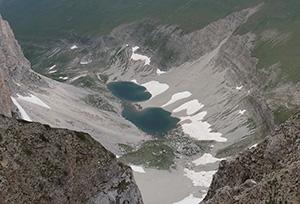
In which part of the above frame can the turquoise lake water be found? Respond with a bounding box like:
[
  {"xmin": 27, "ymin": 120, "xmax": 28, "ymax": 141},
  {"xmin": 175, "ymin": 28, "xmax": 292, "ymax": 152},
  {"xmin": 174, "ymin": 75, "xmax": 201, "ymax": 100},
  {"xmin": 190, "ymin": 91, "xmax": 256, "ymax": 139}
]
[
  {"xmin": 107, "ymin": 81, "xmax": 179, "ymax": 136},
  {"xmin": 107, "ymin": 81, "xmax": 151, "ymax": 102}
]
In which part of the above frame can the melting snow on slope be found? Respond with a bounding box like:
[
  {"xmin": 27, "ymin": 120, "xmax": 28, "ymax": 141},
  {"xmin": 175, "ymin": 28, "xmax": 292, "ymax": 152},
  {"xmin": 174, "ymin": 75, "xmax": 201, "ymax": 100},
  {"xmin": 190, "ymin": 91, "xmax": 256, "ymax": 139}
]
[
  {"xmin": 70, "ymin": 45, "xmax": 78, "ymax": 50},
  {"xmin": 142, "ymin": 81, "xmax": 169, "ymax": 98},
  {"xmin": 162, "ymin": 91, "xmax": 192, "ymax": 107},
  {"xmin": 238, "ymin": 109, "xmax": 246, "ymax": 115},
  {"xmin": 49, "ymin": 70, "xmax": 57, "ymax": 74},
  {"xmin": 130, "ymin": 165, "xmax": 146, "ymax": 173},
  {"xmin": 17, "ymin": 94, "xmax": 50, "ymax": 109},
  {"xmin": 184, "ymin": 168, "xmax": 216, "ymax": 187},
  {"xmin": 131, "ymin": 46, "xmax": 151, "ymax": 66},
  {"xmin": 156, "ymin": 69, "xmax": 166, "ymax": 75},
  {"xmin": 11, "ymin": 97, "xmax": 32, "ymax": 121},
  {"xmin": 180, "ymin": 111, "xmax": 227, "ymax": 142},
  {"xmin": 249, "ymin": 143, "xmax": 258, "ymax": 149},
  {"xmin": 193, "ymin": 153, "xmax": 223, "ymax": 166},
  {"xmin": 59, "ymin": 76, "xmax": 69, "ymax": 80},
  {"xmin": 173, "ymin": 194, "xmax": 202, "ymax": 204},
  {"xmin": 173, "ymin": 99, "xmax": 204, "ymax": 115},
  {"xmin": 48, "ymin": 65, "xmax": 56, "ymax": 71},
  {"xmin": 80, "ymin": 59, "xmax": 92, "ymax": 65},
  {"xmin": 69, "ymin": 74, "xmax": 87, "ymax": 82},
  {"xmin": 236, "ymin": 85, "xmax": 243, "ymax": 90},
  {"xmin": 131, "ymin": 79, "xmax": 138, "ymax": 84}
]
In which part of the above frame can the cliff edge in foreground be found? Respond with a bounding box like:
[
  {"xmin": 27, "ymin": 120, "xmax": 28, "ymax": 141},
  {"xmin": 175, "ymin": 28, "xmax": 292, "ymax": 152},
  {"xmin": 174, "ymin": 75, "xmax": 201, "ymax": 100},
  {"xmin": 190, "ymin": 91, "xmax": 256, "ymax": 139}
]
[
  {"xmin": 201, "ymin": 112, "xmax": 300, "ymax": 204},
  {"xmin": 0, "ymin": 115, "xmax": 143, "ymax": 204}
]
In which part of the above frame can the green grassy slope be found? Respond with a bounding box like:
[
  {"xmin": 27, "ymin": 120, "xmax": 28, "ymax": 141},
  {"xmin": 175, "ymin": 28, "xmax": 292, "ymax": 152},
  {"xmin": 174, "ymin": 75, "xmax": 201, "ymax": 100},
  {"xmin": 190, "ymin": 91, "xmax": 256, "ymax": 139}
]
[
  {"xmin": 0, "ymin": 0, "xmax": 260, "ymax": 40},
  {"xmin": 238, "ymin": 0, "xmax": 300, "ymax": 82}
]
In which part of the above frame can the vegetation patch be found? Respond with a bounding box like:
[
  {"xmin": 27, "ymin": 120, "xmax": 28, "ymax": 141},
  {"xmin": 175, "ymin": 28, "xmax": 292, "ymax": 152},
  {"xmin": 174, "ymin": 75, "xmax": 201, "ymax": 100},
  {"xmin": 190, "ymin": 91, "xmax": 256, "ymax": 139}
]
[
  {"xmin": 273, "ymin": 106, "xmax": 297, "ymax": 125},
  {"xmin": 238, "ymin": 0, "xmax": 300, "ymax": 82},
  {"xmin": 120, "ymin": 140, "xmax": 175, "ymax": 170},
  {"xmin": 76, "ymin": 132, "xmax": 90, "ymax": 143}
]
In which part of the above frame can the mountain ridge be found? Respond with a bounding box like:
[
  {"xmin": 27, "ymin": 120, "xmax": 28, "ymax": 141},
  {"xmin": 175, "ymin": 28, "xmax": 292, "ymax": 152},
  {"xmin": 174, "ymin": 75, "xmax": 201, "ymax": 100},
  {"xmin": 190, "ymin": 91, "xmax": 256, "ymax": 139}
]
[
  {"xmin": 0, "ymin": 15, "xmax": 144, "ymax": 204},
  {"xmin": 201, "ymin": 112, "xmax": 300, "ymax": 204},
  {"xmin": 0, "ymin": 114, "xmax": 144, "ymax": 204}
]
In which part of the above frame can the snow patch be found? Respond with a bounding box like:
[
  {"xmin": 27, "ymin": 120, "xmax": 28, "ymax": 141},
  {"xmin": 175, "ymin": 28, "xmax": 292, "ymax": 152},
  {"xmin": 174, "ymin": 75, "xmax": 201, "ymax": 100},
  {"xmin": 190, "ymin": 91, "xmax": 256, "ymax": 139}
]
[
  {"xmin": 162, "ymin": 91, "xmax": 192, "ymax": 107},
  {"xmin": 130, "ymin": 165, "xmax": 146, "ymax": 173},
  {"xmin": 238, "ymin": 109, "xmax": 246, "ymax": 115},
  {"xmin": 173, "ymin": 194, "xmax": 202, "ymax": 204},
  {"xmin": 142, "ymin": 81, "xmax": 169, "ymax": 98},
  {"xmin": 131, "ymin": 79, "xmax": 138, "ymax": 84},
  {"xmin": 184, "ymin": 168, "xmax": 216, "ymax": 187},
  {"xmin": 131, "ymin": 46, "xmax": 151, "ymax": 66},
  {"xmin": 156, "ymin": 69, "xmax": 166, "ymax": 75},
  {"xmin": 11, "ymin": 97, "xmax": 32, "ymax": 121},
  {"xmin": 59, "ymin": 76, "xmax": 69, "ymax": 80},
  {"xmin": 250, "ymin": 143, "xmax": 258, "ymax": 149},
  {"xmin": 193, "ymin": 153, "xmax": 222, "ymax": 166},
  {"xmin": 49, "ymin": 70, "xmax": 57, "ymax": 74},
  {"xmin": 70, "ymin": 74, "xmax": 87, "ymax": 82},
  {"xmin": 48, "ymin": 65, "xmax": 56, "ymax": 71},
  {"xmin": 173, "ymin": 99, "xmax": 204, "ymax": 115},
  {"xmin": 180, "ymin": 111, "xmax": 227, "ymax": 142},
  {"xmin": 70, "ymin": 45, "xmax": 78, "ymax": 50},
  {"xmin": 17, "ymin": 94, "xmax": 51, "ymax": 109},
  {"xmin": 132, "ymin": 46, "xmax": 139, "ymax": 52},
  {"xmin": 236, "ymin": 85, "xmax": 243, "ymax": 90},
  {"xmin": 80, "ymin": 59, "xmax": 92, "ymax": 65}
]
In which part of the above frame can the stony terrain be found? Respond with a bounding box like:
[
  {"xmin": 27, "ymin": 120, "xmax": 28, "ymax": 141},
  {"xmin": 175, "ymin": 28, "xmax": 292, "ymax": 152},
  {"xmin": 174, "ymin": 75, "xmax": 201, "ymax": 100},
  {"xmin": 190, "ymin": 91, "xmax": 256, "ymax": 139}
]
[
  {"xmin": 8, "ymin": 5, "xmax": 295, "ymax": 203},
  {"xmin": 201, "ymin": 112, "xmax": 300, "ymax": 204},
  {"xmin": 0, "ymin": 15, "xmax": 144, "ymax": 204},
  {"xmin": 0, "ymin": 115, "xmax": 143, "ymax": 204},
  {"xmin": 0, "ymin": 70, "xmax": 12, "ymax": 117},
  {"xmin": 1, "ymin": 2, "xmax": 300, "ymax": 204},
  {"xmin": 0, "ymin": 14, "xmax": 147, "ymax": 153}
]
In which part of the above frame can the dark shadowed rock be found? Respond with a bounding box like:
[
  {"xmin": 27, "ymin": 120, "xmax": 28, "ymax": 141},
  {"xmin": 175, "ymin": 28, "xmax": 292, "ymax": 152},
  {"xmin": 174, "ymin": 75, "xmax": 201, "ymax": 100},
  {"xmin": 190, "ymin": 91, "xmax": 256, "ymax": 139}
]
[
  {"xmin": 0, "ymin": 115, "xmax": 143, "ymax": 204},
  {"xmin": 201, "ymin": 112, "xmax": 300, "ymax": 204}
]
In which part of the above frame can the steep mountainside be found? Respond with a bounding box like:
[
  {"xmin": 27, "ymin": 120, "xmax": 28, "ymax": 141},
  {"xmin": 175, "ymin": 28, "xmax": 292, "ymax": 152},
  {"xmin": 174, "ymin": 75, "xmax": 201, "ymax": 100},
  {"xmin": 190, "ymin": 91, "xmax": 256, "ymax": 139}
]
[
  {"xmin": 0, "ymin": 1, "xmax": 299, "ymax": 203},
  {"xmin": 201, "ymin": 112, "xmax": 300, "ymax": 204},
  {"xmin": 0, "ymin": 115, "xmax": 143, "ymax": 204},
  {"xmin": 0, "ymin": 70, "xmax": 12, "ymax": 117},
  {"xmin": 0, "ymin": 0, "xmax": 261, "ymax": 39},
  {"xmin": 0, "ymin": 14, "xmax": 44, "ymax": 89},
  {"xmin": 0, "ymin": 15, "xmax": 146, "ymax": 153},
  {"xmin": 0, "ymin": 15, "xmax": 144, "ymax": 204}
]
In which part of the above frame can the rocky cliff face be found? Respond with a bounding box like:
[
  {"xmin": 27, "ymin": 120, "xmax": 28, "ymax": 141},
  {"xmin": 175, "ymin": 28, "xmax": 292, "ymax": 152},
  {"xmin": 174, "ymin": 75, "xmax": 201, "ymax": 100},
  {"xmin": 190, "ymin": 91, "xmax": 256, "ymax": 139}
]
[
  {"xmin": 0, "ymin": 15, "xmax": 43, "ymax": 89},
  {"xmin": 0, "ymin": 69, "xmax": 12, "ymax": 117},
  {"xmin": 0, "ymin": 14, "xmax": 146, "ymax": 152},
  {"xmin": 0, "ymin": 15, "xmax": 14, "ymax": 117},
  {"xmin": 0, "ymin": 14, "xmax": 46, "ymax": 117},
  {"xmin": 201, "ymin": 112, "xmax": 300, "ymax": 204},
  {"xmin": 0, "ymin": 15, "xmax": 144, "ymax": 204},
  {"xmin": 0, "ymin": 115, "xmax": 143, "ymax": 204}
]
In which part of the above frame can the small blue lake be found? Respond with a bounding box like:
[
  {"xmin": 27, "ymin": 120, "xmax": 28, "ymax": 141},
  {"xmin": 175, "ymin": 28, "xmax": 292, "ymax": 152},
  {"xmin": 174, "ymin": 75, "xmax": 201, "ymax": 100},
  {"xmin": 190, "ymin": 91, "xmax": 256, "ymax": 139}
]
[
  {"xmin": 122, "ymin": 104, "xmax": 180, "ymax": 136},
  {"xmin": 107, "ymin": 81, "xmax": 151, "ymax": 102},
  {"xmin": 107, "ymin": 81, "xmax": 179, "ymax": 136}
]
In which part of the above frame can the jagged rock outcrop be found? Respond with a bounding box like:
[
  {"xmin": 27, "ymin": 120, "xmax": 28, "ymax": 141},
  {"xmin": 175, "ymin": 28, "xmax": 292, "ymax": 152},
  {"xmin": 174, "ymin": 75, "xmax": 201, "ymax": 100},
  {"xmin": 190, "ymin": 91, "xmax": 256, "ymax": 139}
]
[
  {"xmin": 0, "ymin": 14, "xmax": 46, "ymax": 117},
  {"xmin": 0, "ymin": 15, "xmax": 14, "ymax": 117},
  {"xmin": 0, "ymin": 15, "xmax": 45, "ymax": 91},
  {"xmin": 201, "ymin": 112, "xmax": 300, "ymax": 204},
  {"xmin": 0, "ymin": 115, "xmax": 143, "ymax": 204},
  {"xmin": 0, "ymin": 15, "xmax": 145, "ymax": 151},
  {"xmin": 0, "ymin": 14, "xmax": 144, "ymax": 204}
]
